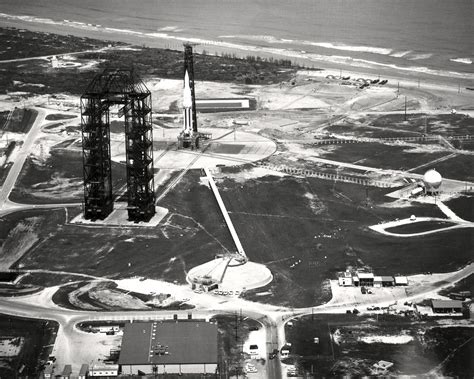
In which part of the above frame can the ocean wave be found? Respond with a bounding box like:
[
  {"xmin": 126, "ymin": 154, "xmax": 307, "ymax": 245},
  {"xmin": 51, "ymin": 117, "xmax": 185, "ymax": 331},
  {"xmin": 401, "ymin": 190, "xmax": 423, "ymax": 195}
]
[
  {"xmin": 309, "ymin": 42, "xmax": 392, "ymax": 55},
  {"xmin": 219, "ymin": 34, "xmax": 392, "ymax": 55},
  {"xmin": 450, "ymin": 57, "xmax": 472, "ymax": 65},
  {"xmin": 408, "ymin": 53, "xmax": 433, "ymax": 61},
  {"xmin": 390, "ymin": 50, "xmax": 412, "ymax": 58},
  {"xmin": 2, "ymin": 12, "xmax": 472, "ymax": 81},
  {"xmin": 105, "ymin": 27, "xmax": 143, "ymax": 35},
  {"xmin": 157, "ymin": 26, "xmax": 184, "ymax": 33}
]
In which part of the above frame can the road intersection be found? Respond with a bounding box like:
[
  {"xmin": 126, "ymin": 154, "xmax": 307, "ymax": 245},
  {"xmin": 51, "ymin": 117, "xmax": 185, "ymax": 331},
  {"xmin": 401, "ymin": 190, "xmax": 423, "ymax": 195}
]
[{"xmin": 0, "ymin": 107, "xmax": 472, "ymax": 378}]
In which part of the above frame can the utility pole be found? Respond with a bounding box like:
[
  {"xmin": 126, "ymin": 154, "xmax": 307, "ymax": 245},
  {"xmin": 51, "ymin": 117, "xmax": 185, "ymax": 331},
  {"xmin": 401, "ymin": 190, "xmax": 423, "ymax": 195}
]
[
  {"xmin": 397, "ymin": 81, "xmax": 400, "ymax": 97},
  {"xmin": 404, "ymin": 96, "xmax": 407, "ymax": 121}
]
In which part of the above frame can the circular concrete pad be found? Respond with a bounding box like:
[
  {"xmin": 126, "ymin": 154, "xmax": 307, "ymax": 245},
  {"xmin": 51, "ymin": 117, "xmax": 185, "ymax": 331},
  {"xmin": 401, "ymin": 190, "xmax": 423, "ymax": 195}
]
[
  {"xmin": 110, "ymin": 128, "xmax": 276, "ymax": 170},
  {"xmin": 186, "ymin": 257, "xmax": 273, "ymax": 292}
]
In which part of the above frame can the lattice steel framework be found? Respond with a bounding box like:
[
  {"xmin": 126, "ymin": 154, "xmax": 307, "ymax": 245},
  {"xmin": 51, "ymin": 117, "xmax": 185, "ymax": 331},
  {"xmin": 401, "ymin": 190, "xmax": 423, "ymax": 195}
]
[
  {"xmin": 81, "ymin": 69, "xmax": 155, "ymax": 222},
  {"xmin": 184, "ymin": 43, "xmax": 198, "ymax": 133}
]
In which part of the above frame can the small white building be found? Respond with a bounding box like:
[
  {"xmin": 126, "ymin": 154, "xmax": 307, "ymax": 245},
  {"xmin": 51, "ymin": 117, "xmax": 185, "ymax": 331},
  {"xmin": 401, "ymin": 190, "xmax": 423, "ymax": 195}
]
[
  {"xmin": 43, "ymin": 365, "xmax": 54, "ymax": 379},
  {"xmin": 51, "ymin": 56, "xmax": 59, "ymax": 68},
  {"xmin": 97, "ymin": 325, "xmax": 120, "ymax": 333},
  {"xmin": 338, "ymin": 271, "xmax": 353, "ymax": 286},
  {"xmin": 373, "ymin": 276, "xmax": 383, "ymax": 288},
  {"xmin": 89, "ymin": 364, "xmax": 118, "ymax": 377},
  {"xmin": 394, "ymin": 276, "xmax": 408, "ymax": 286}
]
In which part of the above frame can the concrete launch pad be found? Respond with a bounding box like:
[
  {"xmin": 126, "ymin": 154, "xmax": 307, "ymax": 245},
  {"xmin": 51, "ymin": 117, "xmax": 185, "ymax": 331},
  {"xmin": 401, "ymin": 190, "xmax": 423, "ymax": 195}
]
[
  {"xmin": 70, "ymin": 203, "xmax": 168, "ymax": 227},
  {"xmin": 110, "ymin": 128, "xmax": 277, "ymax": 170},
  {"xmin": 186, "ymin": 257, "xmax": 273, "ymax": 293}
]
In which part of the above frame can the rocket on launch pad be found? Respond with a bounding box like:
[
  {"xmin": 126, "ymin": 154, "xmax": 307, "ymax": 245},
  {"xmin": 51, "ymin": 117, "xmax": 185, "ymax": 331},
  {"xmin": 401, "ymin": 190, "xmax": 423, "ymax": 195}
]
[
  {"xmin": 182, "ymin": 69, "xmax": 193, "ymax": 137},
  {"xmin": 177, "ymin": 43, "xmax": 211, "ymax": 149}
]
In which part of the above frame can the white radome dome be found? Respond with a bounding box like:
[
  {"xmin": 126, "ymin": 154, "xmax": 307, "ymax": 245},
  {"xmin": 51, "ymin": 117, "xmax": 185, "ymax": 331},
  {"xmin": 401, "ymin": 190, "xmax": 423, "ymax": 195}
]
[{"xmin": 423, "ymin": 169, "xmax": 442, "ymax": 189}]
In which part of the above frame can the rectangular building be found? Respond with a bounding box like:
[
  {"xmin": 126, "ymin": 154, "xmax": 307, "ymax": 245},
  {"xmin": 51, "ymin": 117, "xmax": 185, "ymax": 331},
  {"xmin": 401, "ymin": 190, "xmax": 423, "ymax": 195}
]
[
  {"xmin": 394, "ymin": 276, "xmax": 408, "ymax": 286},
  {"xmin": 196, "ymin": 98, "xmax": 251, "ymax": 112},
  {"xmin": 78, "ymin": 364, "xmax": 88, "ymax": 379},
  {"xmin": 373, "ymin": 276, "xmax": 382, "ymax": 288},
  {"xmin": 119, "ymin": 321, "xmax": 218, "ymax": 375},
  {"xmin": 357, "ymin": 272, "xmax": 374, "ymax": 287},
  {"xmin": 60, "ymin": 365, "xmax": 72, "ymax": 379},
  {"xmin": 381, "ymin": 276, "xmax": 395, "ymax": 287},
  {"xmin": 431, "ymin": 300, "xmax": 463, "ymax": 314},
  {"xmin": 89, "ymin": 364, "xmax": 118, "ymax": 378},
  {"xmin": 338, "ymin": 271, "xmax": 353, "ymax": 286},
  {"xmin": 43, "ymin": 365, "xmax": 53, "ymax": 379}
]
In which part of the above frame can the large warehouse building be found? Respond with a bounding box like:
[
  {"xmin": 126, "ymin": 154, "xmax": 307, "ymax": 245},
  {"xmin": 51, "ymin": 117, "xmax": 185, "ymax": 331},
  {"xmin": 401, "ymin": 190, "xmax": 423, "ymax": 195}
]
[{"xmin": 118, "ymin": 321, "xmax": 218, "ymax": 375}]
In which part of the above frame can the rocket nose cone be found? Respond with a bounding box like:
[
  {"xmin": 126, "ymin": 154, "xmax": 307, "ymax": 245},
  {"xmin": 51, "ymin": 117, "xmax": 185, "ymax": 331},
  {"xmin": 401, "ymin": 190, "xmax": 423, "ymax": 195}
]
[
  {"xmin": 184, "ymin": 70, "xmax": 190, "ymax": 88},
  {"xmin": 183, "ymin": 71, "xmax": 192, "ymax": 108}
]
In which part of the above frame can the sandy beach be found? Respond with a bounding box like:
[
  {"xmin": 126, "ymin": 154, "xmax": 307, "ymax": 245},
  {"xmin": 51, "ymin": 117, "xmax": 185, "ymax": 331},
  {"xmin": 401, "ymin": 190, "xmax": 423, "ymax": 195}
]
[{"xmin": 1, "ymin": 14, "xmax": 473, "ymax": 94}]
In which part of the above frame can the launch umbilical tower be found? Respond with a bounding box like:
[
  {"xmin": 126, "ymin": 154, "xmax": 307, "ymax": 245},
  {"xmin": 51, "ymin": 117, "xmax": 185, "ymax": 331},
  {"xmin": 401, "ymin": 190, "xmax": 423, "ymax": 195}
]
[{"xmin": 81, "ymin": 68, "xmax": 155, "ymax": 222}]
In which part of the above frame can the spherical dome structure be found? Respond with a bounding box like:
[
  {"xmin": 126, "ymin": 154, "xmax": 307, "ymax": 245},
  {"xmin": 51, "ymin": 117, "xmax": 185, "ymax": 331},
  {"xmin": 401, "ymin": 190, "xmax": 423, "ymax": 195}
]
[{"xmin": 423, "ymin": 169, "xmax": 442, "ymax": 190}]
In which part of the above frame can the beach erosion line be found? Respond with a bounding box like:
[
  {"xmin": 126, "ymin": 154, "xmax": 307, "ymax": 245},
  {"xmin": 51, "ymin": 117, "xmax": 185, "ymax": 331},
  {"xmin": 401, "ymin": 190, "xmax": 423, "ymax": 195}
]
[{"xmin": 1, "ymin": 12, "xmax": 473, "ymax": 82}]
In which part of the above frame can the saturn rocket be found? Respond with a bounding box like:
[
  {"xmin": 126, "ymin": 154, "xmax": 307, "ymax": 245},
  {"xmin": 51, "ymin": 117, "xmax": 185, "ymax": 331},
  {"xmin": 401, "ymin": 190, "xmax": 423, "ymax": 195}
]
[{"xmin": 182, "ymin": 70, "xmax": 193, "ymax": 136}]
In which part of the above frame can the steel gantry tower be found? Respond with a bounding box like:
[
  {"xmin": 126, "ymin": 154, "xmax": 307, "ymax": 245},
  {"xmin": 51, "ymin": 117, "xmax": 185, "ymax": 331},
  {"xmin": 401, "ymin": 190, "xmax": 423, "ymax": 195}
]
[{"xmin": 81, "ymin": 68, "xmax": 155, "ymax": 222}]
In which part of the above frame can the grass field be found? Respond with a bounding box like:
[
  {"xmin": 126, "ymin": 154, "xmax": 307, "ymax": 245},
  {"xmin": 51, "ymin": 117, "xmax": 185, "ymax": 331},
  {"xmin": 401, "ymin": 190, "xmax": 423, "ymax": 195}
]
[
  {"xmin": 9, "ymin": 150, "xmax": 127, "ymax": 204},
  {"xmin": 385, "ymin": 221, "xmax": 457, "ymax": 234},
  {"xmin": 445, "ymin": 195, "xmax": 474, "ymax": 222},
  {"xmin": 316, "ymin": 142, "xmax": 448, "ymax": 171},
  {"xmin": 0, "ymin": 108, "xmax": 37, "ymax": 133},
  {"xmin": 4, "ymin": 169, "xmax": 471, "ymax": 307},
  {"xmin": 0, "ymin": 27, "xmax": 301, "ymax": 98},
  {"xmin": 412, "ymin": 154, "xmax": 474, "ymax": 182},
  {"xmin": 285, "ymin": 314, "xmax": 473, "ymax": 377},
  {"xmin": 328, "ymin": 113, "xmax": 474, "ymax": 140},
  {"xmin": 0, "ymin": 314, "xmax": 58, "ymax": 378}
]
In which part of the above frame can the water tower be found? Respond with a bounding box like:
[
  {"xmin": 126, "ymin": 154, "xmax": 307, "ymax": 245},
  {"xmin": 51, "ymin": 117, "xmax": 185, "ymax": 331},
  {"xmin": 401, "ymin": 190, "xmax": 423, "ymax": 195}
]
[{"xmin": 423, "ymin": 169, "xmax": 442, "ymax": 195}]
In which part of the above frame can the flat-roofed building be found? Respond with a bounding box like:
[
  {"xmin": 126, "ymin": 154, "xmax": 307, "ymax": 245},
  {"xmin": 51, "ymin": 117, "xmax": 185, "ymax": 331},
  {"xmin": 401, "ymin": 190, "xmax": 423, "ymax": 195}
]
[
  {"xmin": 394, "ymin": 276, "xmax": 408, "ymax": 286},
  {"xmin": 78, "ymin": 364, "xmax": 88, "ymax": 379},
  {"xmin": 60, "ymin": 365, "xmax": 72, "ymax": 379},
  {"xmin": 357, "ymin": 272, "xmax": 374, "ymax": 287},
  {"xmin": 338, "ymin": 271, "xmax": 352, "ymax": 286},
  {"xmin": 381, "ymin": 276, "xmax": 395, "ymax": 287},
  {"xmin": 374, "ymin": 276, "xmax": 383, "ymax": 288},
  {"xmin": 89, "ymin": 364, "xmax": 118, "ymax": 378},
  {"xmin": 43, "ymin": 365, "xmax": 53, "ymax": 379},
  {"xmin": 431, "ymin": 300, "xmax": 463, "ymax": 314},
  {"xmin": 196, "ymin": 98, "xmax": 251, "ymax": 112},
  {"xmin": 119, "ymin": 321, "xmax": 218, "ymax": 376}
]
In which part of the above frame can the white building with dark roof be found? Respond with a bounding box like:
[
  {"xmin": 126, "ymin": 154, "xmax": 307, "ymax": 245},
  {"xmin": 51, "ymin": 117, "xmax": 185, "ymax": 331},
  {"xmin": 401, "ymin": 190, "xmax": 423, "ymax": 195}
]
[
  {"xmin": 431, "ymin": 300, "xmax": 463, "ymax": 314},
  {"xmin": 119, "ymin": 321, "xmax": 218, "ymax": 375}
]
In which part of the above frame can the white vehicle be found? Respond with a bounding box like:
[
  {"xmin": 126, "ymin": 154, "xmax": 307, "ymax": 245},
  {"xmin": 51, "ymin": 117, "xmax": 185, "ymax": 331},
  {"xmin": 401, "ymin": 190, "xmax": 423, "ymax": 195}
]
[{"xmin": 246, "ymin": 363, "xmax": 257, "ymax": 373}]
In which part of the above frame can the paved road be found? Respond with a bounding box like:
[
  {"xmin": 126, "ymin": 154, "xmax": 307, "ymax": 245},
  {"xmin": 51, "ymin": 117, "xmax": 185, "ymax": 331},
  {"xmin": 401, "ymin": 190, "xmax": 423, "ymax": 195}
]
[
  {"xmin": 0, "ymin": 291, "xmax": 284, "ymax": 376},
  {"xmin": 1, "ymin": 262, "xmax": 472, "ymax": 376},
  {"xmin": 0, "ymin": 106, "xmax": 472, "ymax": 377},
  {"xmin": 0, "ymin": 48, "xmax": 108, "ymax": 64},
  {"xmin": 0, "ymin": 108, "xmax": 45, "ymax": 210}
]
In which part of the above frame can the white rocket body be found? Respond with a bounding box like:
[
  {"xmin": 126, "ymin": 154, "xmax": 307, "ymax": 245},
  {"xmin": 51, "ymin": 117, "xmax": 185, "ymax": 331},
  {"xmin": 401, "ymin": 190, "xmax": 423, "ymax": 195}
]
[{"xmin": 183, "ymin": 70, "xmax": 193, "ymax": 135}]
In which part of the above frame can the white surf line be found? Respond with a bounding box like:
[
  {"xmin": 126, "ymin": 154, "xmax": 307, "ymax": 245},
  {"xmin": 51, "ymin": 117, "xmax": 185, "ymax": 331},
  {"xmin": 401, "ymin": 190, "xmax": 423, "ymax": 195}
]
[{"xmin": 204, "ymin": 168, "xmax": 247, "ymax": 259}]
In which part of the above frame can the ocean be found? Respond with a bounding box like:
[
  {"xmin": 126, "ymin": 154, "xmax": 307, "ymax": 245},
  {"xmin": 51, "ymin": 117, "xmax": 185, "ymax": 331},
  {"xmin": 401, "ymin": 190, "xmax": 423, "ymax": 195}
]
[{"xmin": 0, "ymin": 0, "xmax": 473, "ymax": 80}]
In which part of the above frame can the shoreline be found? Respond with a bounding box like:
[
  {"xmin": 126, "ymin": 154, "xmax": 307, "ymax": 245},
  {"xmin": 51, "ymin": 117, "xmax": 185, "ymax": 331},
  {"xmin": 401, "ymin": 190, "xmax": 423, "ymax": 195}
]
[{"xmin": 1, "ymin": 17, "xmax": 474, "ymax": 92}]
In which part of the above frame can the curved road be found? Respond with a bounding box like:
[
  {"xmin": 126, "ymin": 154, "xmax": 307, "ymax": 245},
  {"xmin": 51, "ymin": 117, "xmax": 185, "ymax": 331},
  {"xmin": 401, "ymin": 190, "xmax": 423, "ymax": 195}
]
[{"xmin": 0, "ymin": 107, "xmax": 472, "ymax": 377}]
